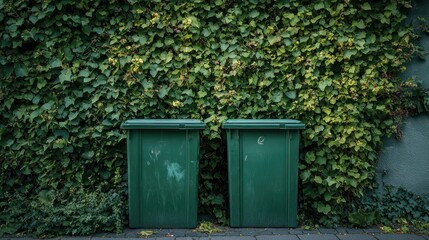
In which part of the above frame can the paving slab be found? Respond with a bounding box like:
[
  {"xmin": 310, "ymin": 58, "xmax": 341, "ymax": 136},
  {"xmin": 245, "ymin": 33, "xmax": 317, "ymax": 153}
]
[
  {"xmin": 176, "ymin": 237, "xmax": 201, "ymax": 240},
  {"xmin": 58, "ymin": 238, "xmax": 92, "ymax": 240},
  {"xmin": 156, "ymin": 229, "xmax": 188, "ymax": 237},
  {"xmin": 345, "ymin": 229, "xmax": 365, "ymax": 234},
  {"xmin": 289, "ymin": 229, "xmax": 304, "ymax": 235},
  {"xmin": 297, "ymin": 234, "xmax": 339, "ymax": 240},
  {"xmin": 256, "ymin": 231, "xmax": 275, "ymax": 236},
  {"xmin": 155, "ymin": 237, "xmax": 175, "ymax": 240},
  {"xmin": 235, "ymin": 229, "xmax": 268, "ymax": 236},
  {"xmin": 207, "ymin": 232, "xmax": 228, "ymax": 236},
  {"xmin": 334, "ymin": 229, "xmax": 348, "ymax": 234},
  {"xmin": 270, "ymin": 229, "xmax": 295, "ymax": 235},
  {"xmin": 373, "ymin": 234, "xmax": 426, "ymax": 240},
  {"xmin": 318, "ymin": 229, "xmax": 338, "ymax": 234},
  {"xmin": 123, "ymin": 229, "xmax": 143, "ymax": 234},
  {"xmin": 336, "ymin": 234, "xmax": 377, "ymax": 240},
  {"xmin": 91, "ymin": 238, "xmax": 131, "ymax": 240},
  {"xmin": 185, "ymin": 232, "xmax": 209, "ymax": 237},
  {"xmin": 218, "ymin": 231, "xmax": 242, "ymax": 236},
  {"xmin": 0, "ymin": 238, "xmax": 36, "ymax": 240},
  {"xmin": 302, "ymin": 230, "xmax": 320, "ymax": 234},
  {"xmin": 256, "ymin": 235, "xmax": 300, "ymax": 240},
  {"xmin": 91, "ymin": 238, "xmax": 139, "ymax": 240},
  {"xmin": 363, "ymin": 229, "xmax": 383, "ymax": 234},
  {"xmin": 92, "ymin": 232, "xmax": 128, "ymax": 238},
  {"xmin": 208, "ymin": 236, "xmax": 256, "ymax": 240}
]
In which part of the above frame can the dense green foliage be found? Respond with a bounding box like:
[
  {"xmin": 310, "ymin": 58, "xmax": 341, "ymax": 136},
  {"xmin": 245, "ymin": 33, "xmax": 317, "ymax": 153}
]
[
  {"xmin": 349, "ymin": 186, "xmax": 429, "ymax": 232},
  {"xmin": 0, "ymin": 169, "xmax": 124, "ymax": 236},
  {"xmin": 0, "ymin": 186, "xmax": 124, "ymax": 237},
  {"xmin": 0, "ymin": 0, "xmax": 427, "ymax": 234}
]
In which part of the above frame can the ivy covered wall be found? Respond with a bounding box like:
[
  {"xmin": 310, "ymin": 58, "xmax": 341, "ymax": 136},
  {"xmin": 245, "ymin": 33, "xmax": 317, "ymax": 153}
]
[
  {"xmin": 377, "ymin": 0, "xmax": 429, "ymax": 197},
  {"xmin": 0, "ymin": 0, "xmax": 426, "ymax": 235}
]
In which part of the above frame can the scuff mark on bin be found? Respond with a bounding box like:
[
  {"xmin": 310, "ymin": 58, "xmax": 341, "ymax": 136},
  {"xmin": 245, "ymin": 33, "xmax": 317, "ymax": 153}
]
[
  {"xmin": 166, "ymin": 162, "xmax": 185, "ymax": 182},
  {"xmin": 149, "ymin": 147, "xmax": 161, "ymax": 162}
]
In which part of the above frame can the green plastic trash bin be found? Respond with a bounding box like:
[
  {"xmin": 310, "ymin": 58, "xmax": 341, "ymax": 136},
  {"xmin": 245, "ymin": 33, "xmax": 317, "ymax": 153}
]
[
  {"xmin": 222, "ymin": 119, "xmax": 305, "ymax": 227},
  {"xmin": 121, "ymin": 119, "xmax": 205, "ymax": 228}
]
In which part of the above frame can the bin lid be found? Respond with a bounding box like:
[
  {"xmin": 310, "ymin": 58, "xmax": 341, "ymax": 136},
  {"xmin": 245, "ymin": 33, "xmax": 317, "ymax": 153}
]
[
  {"xmin": 121, "ymin": 119, "xmax": 205, "ymax": 129},
  {"xmin": 222, "ymin": 119, "xmax": 305, "ymax": 129}
]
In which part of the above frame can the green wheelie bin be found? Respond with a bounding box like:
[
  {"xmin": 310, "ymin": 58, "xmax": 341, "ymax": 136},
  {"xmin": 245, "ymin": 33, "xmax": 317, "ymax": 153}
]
[
  {"xmin": 222, "ymin": 119, "xmax": 305, "ymax": 227},
  {"xmin": 121, "ymin": 119, "xmax": 205, "ymax": 228}
]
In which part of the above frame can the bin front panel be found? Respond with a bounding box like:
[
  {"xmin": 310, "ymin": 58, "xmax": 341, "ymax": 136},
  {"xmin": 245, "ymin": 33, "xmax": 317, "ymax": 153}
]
[
  {"xmin": 228, "ymin": 129, "xmax": 300, "ymax": 227},
  {"xmin": 128, "ymin": 129, "xmax": 199, "ymax": 228}
]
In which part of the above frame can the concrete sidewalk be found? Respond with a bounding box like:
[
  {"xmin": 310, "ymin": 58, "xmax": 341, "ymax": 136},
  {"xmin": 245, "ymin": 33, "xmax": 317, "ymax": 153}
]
[{"xmin": 2, "ymin": 227, "xmax": 428, "ymax": 240}]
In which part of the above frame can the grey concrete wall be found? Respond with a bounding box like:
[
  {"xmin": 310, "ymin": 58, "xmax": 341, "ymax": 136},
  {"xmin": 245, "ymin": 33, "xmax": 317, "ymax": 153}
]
[{"xmin": 377, "ymin": 0, "xmax": 429, "ymax": 197}]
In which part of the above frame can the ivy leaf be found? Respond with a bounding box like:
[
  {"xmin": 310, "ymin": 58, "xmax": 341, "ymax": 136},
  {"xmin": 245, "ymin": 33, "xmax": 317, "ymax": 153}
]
[
  {"xmin": 344, "ymin": 49, "xmax": 358, "ymax": 59},
  {"xmin": 53, "ymin": 129, "xmax": 69, "ymax": 139},
  {"xmin": 367, "ymin": 34, "xmax": 376, "ymax": 44},
  {"xmin": 82, "ymin": 25, "xmax": 91, "ymax": 35},
  {"xmin": 249, "ymin": 10, "xmax": 260, "ymax": 18},
  {"xmin": 268, "ymin": 35, "xmax": 281, "ymax": 45},
  {"xmin": 38, "ymin": 190, "xmax": 53, "ymax": 204},
  {"xmin": 158, "ymin": 86, "xmax": 169, "ymax": 98},
  {"xmin": 142, "ymin": 80, "xmax": 153, "ymax": 89},
  {"xmin": 314, "ymin": 176, "xmax": 323, "ymax": 184},
  {"xmin": 29, "ymin": 109, "xmax": 41, "ymax": 121},
  {"xmin": 283, "ymin": 38, "xmax": 292, "ymax": 46},
  {"xmin": 337, "ymin": 36, "xmax": 348, "ymax": 43},
  {"xmin": 49, "ymin": 59, "xmax": 62, "ymax": 68},
  {"xmin": 102, "ymin": 119, "xmax": 113, "ymax": 126},
  {"xmin": 160, "ymin": 52, "xmax": 174, "ymax": 63},
  {"xmin": 318, "ymin": 80, "xmax": 332, "ymax": 91},
  {"xmin": 271, "ymin": 91, "xmax": 283, "ymax": 103},
  {"xmin": 15, "ymin": 64, "xmax": 28, "ymax": 77},
  {"xmin": 314, "ymin": 2, "xmax": 324, "ymax": 10},
  {"xmin": 202, "ymin": 28, "xmax": 211, "ymax": 37},
  {"xmin": 198, "ymin": 90, "xmax": 207, "ymax": 98},
  {"xmin": 62, "ymin": 47, "xmax": 73, "ymax": 60},
  {"xmin": 119, "ymin": 56, "xmax": 131, "ymax": 67},
  {"xmin": 164, "ymin": 38, "xmax": 174, "ymax": 45},
  {"xmin": 82, "ymin": 151, "xmax": 95, "ymax": 159},
  {"xmin": 301, "ymin": 171, "xmax": 311, "ymax": 181},
  {"xmin": 189, "ymin": 16, "xmax": 200, "ymax": 28},
  {"xmin": 59, "ymin": 69, "xmax": 72, "ymax": 83},
  {"xmin": 316, "ymin": 157, "xmax": 327, "ymax": 165},
  {"xmin": 385, "ymin": 3, "xmax": 396, "ymax": 11},
  {"xmin": 317, "ymin": 204, "xmax": 332, "ymax": 214},
  {"xmin": 315, "ymin": 125, "xmax": 324, "ymax": 132},
  {"xmin": 264, "ymin": 71, "xmax": 275, "ymax": 79},
  {"xmin": 68, "ymin": 112, "xmax": 79, "ymax": 121},
  {"xmin": 352, "ymin": 20, "xmax": 366, "ymax": 29},
  {"xmin": 150, "ymin": 68, "xmax": 158, "ymax": 77},
  {"xmin": 41, "ymin": 101, "xmax": 54, "ymax": 111},
  {"xmin": 29, "ymin": 14, "xmax": 38, "ymax": 24},
  {"xmin": 79, "ymin": 69, "xmax": 91, "ymax": 77},
  {"xmin": 362, "ymin": 3, "xmax": 371, "ymax": 10},
  {"xmin": 64, "ymin": 97, "xmax": 75, "ymax": 108},
  {"xmin": 105, "ymin": 105, "xmax": 114, "ymax": 113},
  {"xmin": 285, "ymin": 91, "xmax": 297, "ymax": 99}
]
